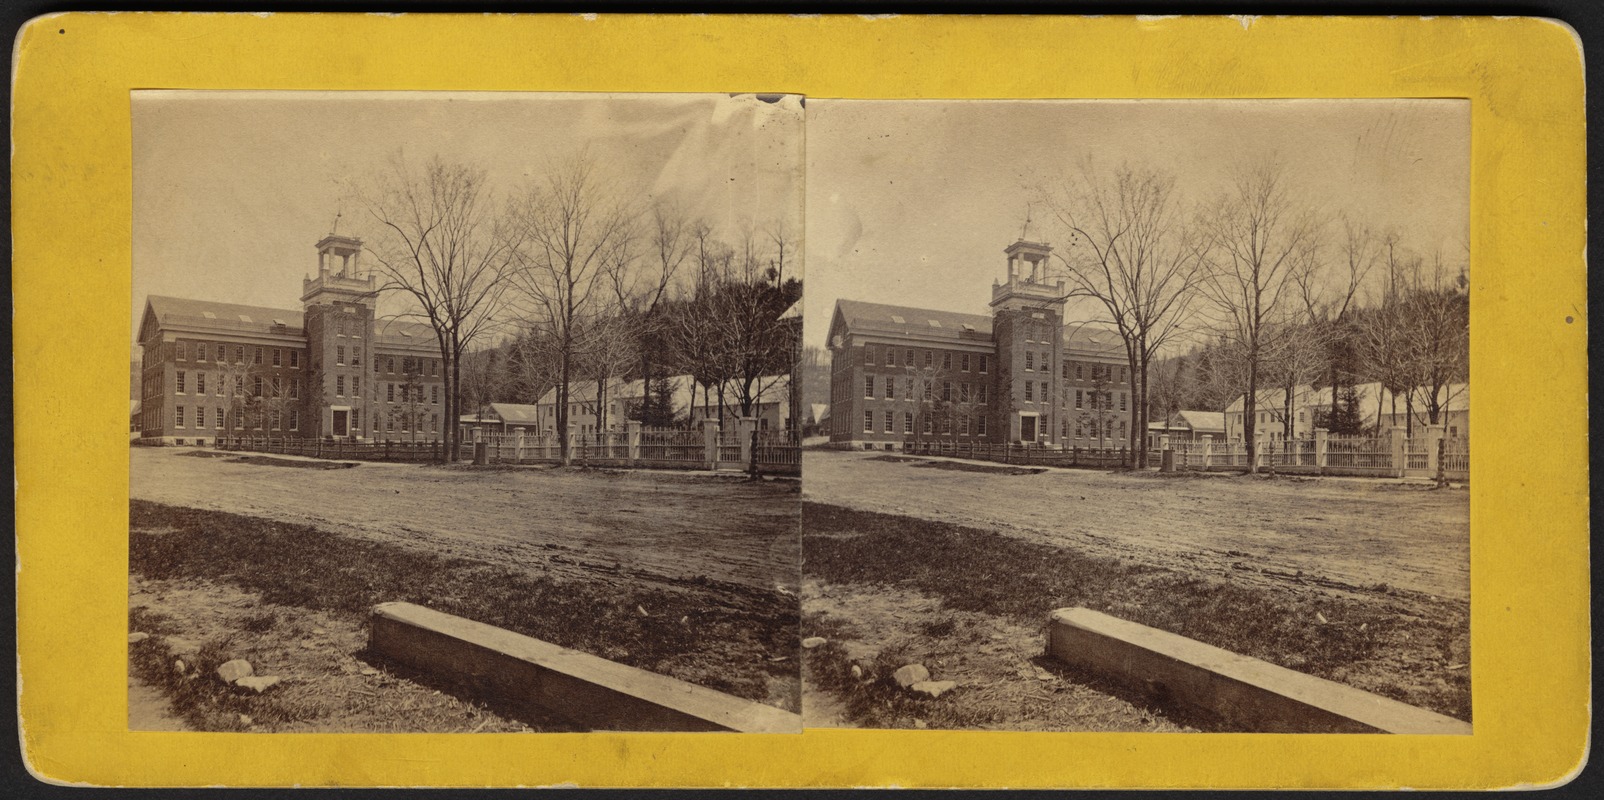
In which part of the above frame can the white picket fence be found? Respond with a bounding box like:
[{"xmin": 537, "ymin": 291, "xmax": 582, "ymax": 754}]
[{"xmin": 1168, "ymin": 429, "xmax": 1468, "ymax": 480}]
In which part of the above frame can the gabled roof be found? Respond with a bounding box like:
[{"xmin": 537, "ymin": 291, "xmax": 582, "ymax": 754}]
[
  {"xmin": 141, "ymin": 295, "xmax": 304, "ymax": 341},
  {"xmin": 1175, "ymin": 410, "xmax": 1226, "ymax": 433},
  {"xmin": 830, "ymin": 299, "xmax": 994, "ymax": 345}
]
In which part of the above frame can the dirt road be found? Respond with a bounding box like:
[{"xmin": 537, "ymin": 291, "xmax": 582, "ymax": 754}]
[
  {"xmin": 804, "ymin": 450, "xmax": 1469, "ymax": 601},
  {"xmin": 131, "ymin": 448, "xmax": 798, "ymax": 593}
]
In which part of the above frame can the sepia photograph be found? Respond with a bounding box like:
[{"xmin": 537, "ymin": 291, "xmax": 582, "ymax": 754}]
[
  {"xmin": 800, "ymin": 99, "xmax": 1471, "ymax": 733},
  {"xmin": 127, "ymin": 91, "xmax": 805, "ymax": 733}
]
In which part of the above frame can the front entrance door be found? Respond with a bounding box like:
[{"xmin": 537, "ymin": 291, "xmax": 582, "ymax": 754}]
[
  {"xmin": 1019, "ymin": 414, "xmax": 1037, "ymax": 443},
  {"xmin": 332, "ymin": 409, "xmax": 349, "ymax": 437}
]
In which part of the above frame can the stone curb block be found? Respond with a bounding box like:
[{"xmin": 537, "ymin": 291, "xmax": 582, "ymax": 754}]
[
  {"xmin": 1046, "ymin": 606, "xmax": 1471, "ymax": 735},
  {"xmin": 368, "ymin": 601, "xmax": 802, "ymax": 733}
]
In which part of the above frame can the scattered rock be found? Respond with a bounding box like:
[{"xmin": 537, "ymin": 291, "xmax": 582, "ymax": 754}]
[
  {"xmin": 360, "ymin": 667, "xmax": 379, "ymax": 676},
  {"xmin": 173, "ymin": 659, "xmax": 187, "ymax": 674},
  {"xmin": 235, "ymin": 676, "xmax": 282, "ymax": 693},
  {"xmin": 850, "ymin": 664, "xmax": 863, "ymax": 680},
  {"xmin": 1316, "ymin": 612, "xmax": 1329, "ymax": 625},
  {"xmin": 910, "ymin": 680, "xmax": 958, "ymax": 698},
  {"xmin": 238, "ymin": 714, "xmax": 253, "ymax": 726},
  {"xmin": 892, "ymin": 664, "xmax": 930, "ymax": 688},
  {"xmin": 216, "ymin": 659, "xmax": 254, "ymax": 683},
  {"xmin": 128, "ymin": 632, "xmax": 149, "ymax": 644},
  {"xmin": 680, "ymin": 616, "xmax": 689, "ymax": 625},
  {"xmin": 312, "ymin": 627, "xmax": 327, "ymax": 635},
  {"xmin": 165, "ymin": 636, "xmax": 202, "ymax": 656},
  {"xmin": 913, "ymin": 719, "xmax": 929, "ymax": 729},
  {"xmin": 801, "ymin": 637, "xmax": 828, "ymax": 649},
  {"xmin": 637, "ymin": 605, "xmax": 650, "ymax": 617}
]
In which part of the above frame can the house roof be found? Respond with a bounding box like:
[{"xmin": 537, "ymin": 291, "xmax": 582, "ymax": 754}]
[
  {"xmin": 535, "ymin": 373, "xmax": 790, "ymax": 412},
  {"xmin": 830, "ymin": 298, "xmax": 1126, "ymax": 358},
  {"xmin": 831, "ymin": 299, "xmax": 994, "ymax": 344},
  {"xmin": 372, "ymin": 317, "xmax": 439, "ymax": 351},
  {"xmin": 142, "ymin": 295, "xmax": 305, "ymax": 340},
  {"xmin": 1175, "ymin": 410, "xmax": 1226, "ymax": 433},
  {"xmin": 808, "ymin": 403, "xmax": 831, "ymax": 424}
]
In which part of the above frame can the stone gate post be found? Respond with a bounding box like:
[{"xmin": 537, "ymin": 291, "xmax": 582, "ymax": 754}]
[
  {"xmin": 1200, "ymin": 433, "xmax": 1213, "ymax": 470},
  {"xmin": 1314, "ymin": 427, "xmax": 1329, "ymax": 472},
  {"xmin": 735, "ymin": 417, "xmax": 758, "ymax": 467},
  {"xmin": 626, "ymin": 420, "xmax": 642, "ymax": 465},
  {"xmin": 1389, "ymin": 426, "xmax": 1408, "ymax": 478},
  {"xmin": 701, "ymin": 418, "xmax": 721, "ymax": 470},
  {"xmin": 514, "ymin": 429, "xmax": 525, "ymax": 463}
]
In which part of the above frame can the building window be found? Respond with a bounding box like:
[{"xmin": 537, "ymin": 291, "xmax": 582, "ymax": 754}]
[
  {"xmin": 253, "ymin": 347, "xmax": 263, "ymax": 365},
  {"xmin": 432, "ymin": 386, "xmax": 439, "ymax": 404},
  {"xmin": 175, "ymin": 371, "xmax": 186, "ymax": 394},
  {"xmin": 1119, "ymin": 367, "xmax": 1127, "ymax": 383},
  {"xmin": 863, "ymin": 410, "xmax": 873, "ymax": 433},
  {"xmin": 1024, "ymin": 381, "xmax": 1034, "ymax": 402},
  {"xmin": 176, "ymin": 343, "xmax": 187, "ymax": 361},
  {"xmin": 1119, "ymin": 420, "xmax": 1127, "ymax": 439},
  {"xmin": 352, "ymin": 376, "xmax": 360, "ymax": 398},
  {"xmin": 387, "ymin": 383, "xmax": 395, "ymax": 402},
  {"xmin": 942, "ymin": 381, "xmax": 952, "ymax": 402},
  {"xmin": 923, "ymin": 380, "xmax": 933, "ymax": 401},
  {"xmin": 272, "ymin": 376, "xmax": 282, "ymax": 396},
  {"xmin": 289, "ymin": 409, "xmax": 299, "ymax": 431},
  {"xmin": 942, "ymin": 352, "xmax": 952, "ymax": 370},
  {"xmin": 1025, "ymin": 352, "xmax": 1034, "ymax": 371},
  {"xmin": 1120, "ymin": 392, "xmax": 1127, "ymax": 412},
  {"xmin": 923, "ymin": 416, "xmax": 933, "ymax": 434},
  {"xmin": 235, "ymin": 408, "xmax": 244, "ymax": 428},
  {"xmin": 977, "ymin": 415, "xmax": 988, "ymax": 435},
  {"xmin": 234, "ymin": 375, "xmax": 244, "ymax": 395},
  {"xmin": 273, "ymin": 348, "xmax": 283, "ymax": 367},
  {"xmin": 960, "ymin": 383, "xmax": 970, "ymax": 403},
  {"xmin": 903, "ymin": 412, "xmax": 913, "ymax": 434},
  {"xmin": 253, "ymin": 376, "xmax": 262, "ymax": 396},
  {"xmin": 1042, "ymin": 382, "xmax": 1050, "ymax": 403},
  {"xmin": 904, "ymin": 348, "xmax": 914, "ymax": 366},
  {"xmin": 290, "ymin": 350, "xmax": 300, "ymax": 368},
  {"xmin": 215, "ymin": 407, "xmax": 223, "ymax": 429},
  {"xmin": 959, "ymin": 415, "xmax": 970, "ymax": 436},
  {"xmin": 387, "ymin": 415, "xmax": 394, "ymax": 433},
  {"xmin": 174, "ymin": 406, "xmax": 185, "ymax": 428},
  {"xmin": 194, "ymin": 406, "xmax": 205, "ymax": 429},
  {"xmin": 290, "ymin": 380, "xmax": 299, "ymax": 400},
  {"xmin": 961, "ymin": 353, "xmax": 970, "ymax": 372},
  {"xmin": 884, "ymin": 379, "xmax": 894, "ymax": 400},
  {"xmin": 1076, "ymin": 421, "xmax": 1084, "ymax": 438},
  {"xmin": 1075, "ymin": 390, "xmax": 1084, "ymax": 410},
  {"xmin": 883, "ymin": 411, "xmax": 894, "ymax": 434},
  {"xmin": 336, "ymin": 376, "xmax": 345, "ymax": 396},
  {"xmin": 234, "ymin": 346, "xmax": 245, "ymax": 364},
  {"xmin": 336, "ymin": 346, "xmax": 346, "ymax": 366},
  {"xmin": 978, "ymin": 385, "xmax": 988, "ymax": 404},
  {"xmin": 865, "ymin": 345, "xmax": 876, "ymax": 365},
  {"xmin": 214, "ymin": 344, "xmax": 225, "ymax": 362},
  {"xmin": 924, "ymin": 351, "xmax": 933, "ymax": 368},
  {"xmin": 941, "ymin": 417, "xmax": 952, "ymax": 435},
  {"xmin": 270, "ymin": 410, "xmax": 280, "ymax": 430},
  {"xmin": 387, "ymin": 356, "xmax": 395, "ymax": 374},
  {"xmin": 1061, "ymin": 420, "xmax": 1068, "ymax": 438},
  {"xmin": 353, "ymin": 408, "xmax": 361, "ymax": 432},
  {"xmin": 431, "ymin": 414, "xmax": 439, "ymax": 433},
  {"xmin": 196, "ymin": 343, "xmax": 207, "ymax": 362},
  {"xmin": 195, "ymin": 373, "xmax": 206, "ymax": 395},
  {"xmin": 352, "ymin": 347, "xmax": 362, "ymax": 366},
  {"xmin": 979, "ymin": 355, "xmax": 988, "ymax": 374}
]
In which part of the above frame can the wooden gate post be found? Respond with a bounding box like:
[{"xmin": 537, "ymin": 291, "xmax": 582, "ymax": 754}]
[
  {"xmin": 702, "ymin": 419, "xmax": 721, "ymax": 470},
  {"xmin": 1314, "ymin": 428, "xmax": 1329, "ymax": 474},
  {"xmin": 1388, "ymin": 426, "xmax": 1408, "ymax": 478}
]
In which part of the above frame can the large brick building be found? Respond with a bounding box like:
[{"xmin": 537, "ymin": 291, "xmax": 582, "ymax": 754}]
[
  {"xmin": 827, "ymin": 238, "xmax": 1132, "ymax": 450},
  {"xmin": 136, "ymin": 234, "xmax": 445, "ymax": 445}
]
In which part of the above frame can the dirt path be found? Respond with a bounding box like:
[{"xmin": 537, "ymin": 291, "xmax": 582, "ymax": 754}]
[
  {"xmin": 128, "ymin": 675, "xmax": 187, "ymax": 731},
  {"xmin": 804, "ymin": 450, "xmax": 1469, "ymax": 600},
  {"xmin": 131, "ymin": 448, "xmax": 798, "ymax": 593}
]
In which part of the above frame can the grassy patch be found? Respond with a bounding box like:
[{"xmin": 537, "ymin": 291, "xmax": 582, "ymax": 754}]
[
  {"xmin": 131, "ymin": 500, "xmax": 798, "ymax": 712},
  {"xmin": 803, "ymin": 502, "xmax": 1469, "ymax": 721}
]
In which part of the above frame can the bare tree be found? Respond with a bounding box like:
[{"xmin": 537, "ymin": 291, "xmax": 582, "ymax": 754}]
[
  {"xmin": 1198, "ymin": 160, "xmax": 1321, "ymax": 472},
  {"xmin": 1042, "ymin": 161, "xmax": 1211, "ymax": 467},
  {"xmin": 351, "ymin": 153, "xmax": 519, "ymax": 462},
  {"xmin": 509, "ymin": 154, "xmax": 636, "ymax": 463}
]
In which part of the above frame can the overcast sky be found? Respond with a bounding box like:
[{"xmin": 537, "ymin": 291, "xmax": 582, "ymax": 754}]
[
  {"xmin": 132, "ymin": 91, "xmax": 804, "ymax": 345},
  {"xmin": 805, "ymin": 99, "xmax": 1469, "ymax": 351}
]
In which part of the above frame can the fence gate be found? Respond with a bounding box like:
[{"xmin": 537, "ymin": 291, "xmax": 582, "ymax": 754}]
[{"xmin": 1403, "ymin": 434, "xmax": 1432, "ymax": 478}]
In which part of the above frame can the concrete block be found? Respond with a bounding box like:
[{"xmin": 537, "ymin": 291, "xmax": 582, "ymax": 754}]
[
  {"xmin": 1046, "ymin": 607, "xmax": 1471, "ymax": 735},
  {"xmin": 368, "ymin": 601, "xmax": 801, "ymax": 733}
]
